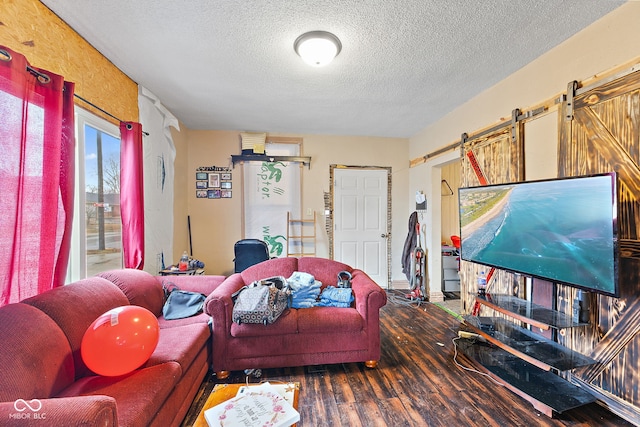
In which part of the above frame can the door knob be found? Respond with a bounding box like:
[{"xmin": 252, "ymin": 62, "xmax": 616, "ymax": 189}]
[{"xmin": 381, "ymin": 233, "xmax": 389, "ymax": 238}]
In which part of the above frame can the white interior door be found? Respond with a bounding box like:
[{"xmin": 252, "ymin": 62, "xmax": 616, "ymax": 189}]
[{"xmin": 334, "ymin": 168, "xmax": 388, "ymax": 287}]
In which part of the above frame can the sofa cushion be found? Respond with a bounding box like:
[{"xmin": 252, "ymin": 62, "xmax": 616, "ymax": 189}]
[
  {"xmin": 297, "ymin": 306, "xmax": 363, "ymax": 333},
  {"xmin": 231, "ymin": 308, "xmax": 298, "ymax": 337},
  {"xmin": 57, "ymin": 362, "xmax": 181, "ymax": 427},
  {"xmin": 241, "ymin": 257, "xmax": 298, "ymax": 284},
  {"xmin": 98, "ymin": 269, "xmax": 165, "ymax": 317},
  {"xmin": 0, "ymin": 303, "xmax": 75, "ymax": 401},
  {"xmin": 21, "ymin": 277, "xmax": 130, "ymax": 379},
  {"xmin": 144, "ymin": 323, "xmax": 210, "ymax": 372},
  {"xmin": 297, "ymin": 257, "xmax": 353, "ymax": 289},
  {"xmin": 158, "ymin": 311, "xmax": 211, "ymax": 329}
]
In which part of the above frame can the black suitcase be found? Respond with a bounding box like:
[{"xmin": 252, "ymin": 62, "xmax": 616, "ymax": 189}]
[{"xmin": 233, "ymin": 239, "xmax": 270, "ymax": 273}]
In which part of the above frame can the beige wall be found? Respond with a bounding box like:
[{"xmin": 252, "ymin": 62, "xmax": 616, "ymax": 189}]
[
  {"xmin": 181, "ymin": 130, "xmax": 409, "ymax": 279},
  {"xmin": 300, "ymin": 133, "xmax": 409, "ymax": 284},
  {"xmin": 171, "ymin": 124, "xmax": 191, "ymax": 263},
  {"xmin": 440, "ymin": 160, "xmax": 461, "ymax": 246},
  {"xmin": 182, "ymin": 130, "xmax": 242, "ymax": 276},
  {"xmin": 409, "ymin": 1, "xmax": 640, "ymax": 299}
]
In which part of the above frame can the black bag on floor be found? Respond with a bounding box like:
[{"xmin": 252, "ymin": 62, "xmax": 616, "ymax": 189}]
[{"xmin": 232, "ymin": 276, "xmax": 291, "ymax": 325}]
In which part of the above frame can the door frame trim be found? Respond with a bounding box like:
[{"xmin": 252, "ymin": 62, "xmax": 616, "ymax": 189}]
[{"xmin": 329, "ymin": 165, "xmax": 391, "ymax": 288}]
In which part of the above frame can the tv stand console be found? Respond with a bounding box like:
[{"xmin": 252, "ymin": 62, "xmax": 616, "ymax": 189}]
[{"xmin": 459, "ymin": 293, "xmax": 597, "ymax": 417}]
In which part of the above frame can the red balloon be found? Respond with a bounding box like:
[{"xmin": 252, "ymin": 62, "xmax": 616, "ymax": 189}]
[{"xmin": 81, "ymin": 305, "xmax": 159, "ymax": 376}]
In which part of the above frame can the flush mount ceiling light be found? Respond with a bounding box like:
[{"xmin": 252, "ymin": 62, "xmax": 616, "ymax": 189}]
[{"xmin": 294, "ymin": 31, "xmax": 342, "ymax": 67}]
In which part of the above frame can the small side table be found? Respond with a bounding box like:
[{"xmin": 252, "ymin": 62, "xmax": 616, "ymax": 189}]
[{"xmin": 159, "ymin": 268, "xmax": 204, "ymax": 276}]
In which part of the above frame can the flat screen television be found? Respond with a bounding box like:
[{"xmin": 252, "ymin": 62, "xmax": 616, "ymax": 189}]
[{"xmin": 458, "ymin": 172, "xmax": 619, "ymax": 297}]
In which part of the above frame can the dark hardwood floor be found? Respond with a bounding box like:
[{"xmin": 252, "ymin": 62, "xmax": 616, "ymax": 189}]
[{"xmin": 181, "ymin": 291, "xmax": 632, "ymax": 426}]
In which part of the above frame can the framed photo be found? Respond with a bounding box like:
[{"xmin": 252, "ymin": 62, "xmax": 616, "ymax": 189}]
[
  {"xmin": 221, "ymin": 190, "xmax": 232, "ymax": 198},
  {"xmin": 196, "ymin": 180, "xmax": 208, "ymax": 189},
  {"xmin": 196, "ymin": 172, "xmax": 208, "ymax": 180},
  {"xmin": 208, "ymin": 173, "xmax": 220, "ymax": 188},
  {"xmin": 208, "ymin": 189, "xmax": 221, "ymax": 199},
  {"xmin": 220, "ymin": 181, "xmax": 232, "ymax": 189},
  {"xmin": 221, "ymin": 172, "xmax": 232, "ymax": 180},
  {"xmin": 196, "ymin": 190, "xmax": 208, "ymax": 198}
]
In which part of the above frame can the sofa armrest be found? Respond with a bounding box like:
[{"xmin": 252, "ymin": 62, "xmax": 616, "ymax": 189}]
[
  {"xmin": 203, "ymin": 274, "xmax": 246, "ymax": 324},
  {"xmin": 351, "ymin": 270, "xmax": 387, "ymax": 319},
  {"xmin": 0, "ymin": 395, "xmax": 117, "ymax": 426},
  {"xmin": 203, "ymin": 274, "xmax": 247, "ymax": 372},
  {"xmin": 351, "ymin": 270, "xmax": 387, "ymax": 362}
]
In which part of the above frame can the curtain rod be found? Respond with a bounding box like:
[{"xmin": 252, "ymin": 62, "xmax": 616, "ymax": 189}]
[
  {"xmin": 1, "ymin": 48, "xmax": 51, "ymax": 83},
  {"xmin": 74, "ymin": 94, "xmax": 149, "ymax": 136},
  {"xmin": 1, "ymin": 48, "xmax": 149, "ymax": 136},
  {"xmin": 74, "ymin": 93, "xmax": 123, "ymax": 123}
]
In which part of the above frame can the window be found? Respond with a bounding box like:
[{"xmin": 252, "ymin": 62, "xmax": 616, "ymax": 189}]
[{"xmin": 68, "ymin": 108, "xmax": 122, "ymax": 281}]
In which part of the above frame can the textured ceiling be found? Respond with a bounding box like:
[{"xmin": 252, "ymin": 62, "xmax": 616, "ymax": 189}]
[{"xmin": 41, "ymin": 0, "xmax": 624, "ymax": 138}]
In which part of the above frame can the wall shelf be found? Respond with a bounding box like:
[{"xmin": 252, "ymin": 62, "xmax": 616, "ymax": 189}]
[
  {"xmin": 456, "ymin": 339, "xmax": 596, "ymax": 418},
  {"xmin": 475, "ymin": 294, "xmax": 587, "ymax": 330},
  {"xmin": 463, "ymin": 316, "xmax": 596, "ymax": 372},
  {"xmin": 442, "ymin": 247, "xmax": 460, "ymax": 292},
  {"xmin": 231, "ymin": 154, "xmax": 311, "ymax": 168}
]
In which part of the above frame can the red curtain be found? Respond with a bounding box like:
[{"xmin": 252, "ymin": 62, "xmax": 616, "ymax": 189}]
[
  {"xmin": 0, "ymin": 46, "xmax": 75, "ymax": 305},
  {"xmin": 120, "ymin": 122, "xmax": 145, "ymax": 269}
]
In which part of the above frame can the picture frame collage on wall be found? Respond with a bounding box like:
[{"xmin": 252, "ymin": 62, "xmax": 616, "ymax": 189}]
[{"xmin": 196, "ymin": 167, "xmax": 232, "ymax": 199}]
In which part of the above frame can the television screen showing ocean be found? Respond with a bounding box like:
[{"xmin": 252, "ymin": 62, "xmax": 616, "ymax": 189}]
[{"xmin": 460, "ymin": 176, "xmax": 616, "ymax": 294}]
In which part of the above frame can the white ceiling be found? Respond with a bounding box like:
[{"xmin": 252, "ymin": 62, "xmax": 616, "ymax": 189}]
[{"xmin": 41, "ymin": 0, "xmax": 625, "ymax": 138}]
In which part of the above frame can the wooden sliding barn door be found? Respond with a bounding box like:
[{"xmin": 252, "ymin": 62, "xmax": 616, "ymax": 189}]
[
  {"xmin": 559, "ymin": 72, "xmax": 640, "ymax": 421},
  {"xmin": 460, "ymin": 118, "xmax": 525, "ymax": 315}
]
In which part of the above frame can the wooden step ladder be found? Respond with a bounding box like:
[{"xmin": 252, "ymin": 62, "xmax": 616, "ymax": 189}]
[{"xmin": 287, "ymin": 211, "xmax": 316, "ymax": 257}]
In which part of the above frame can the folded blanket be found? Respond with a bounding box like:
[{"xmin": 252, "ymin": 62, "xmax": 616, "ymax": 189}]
[
  {"xmin": 293, "ymin": 288, "xmax": 319, "ymax": 299},
  {"xmin": 292, "ymin": 292, "xmax": 319, "ymax": 302},
  {"xmin": 287, "ymin": 272, "xmax": 317, "ymax": 290},
  {"xmin": 292, "ymin": 295, "xmax": 320, "ymax": 308},
  {"xmin": 317, "ymin": 286, "xmax": 354, "ymax": 308},
  {"xmin": 288, "ymin": 272, "xmax": 322, "ymax": 308},
  {"xmin": 292, "ymin": 299, "xmax": 317, "ymax": 309}
]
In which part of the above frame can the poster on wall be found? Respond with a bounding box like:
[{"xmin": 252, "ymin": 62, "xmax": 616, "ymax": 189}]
[{"xmin": 243, "ymin": 143, "xmax": 300, "ymax": 257}]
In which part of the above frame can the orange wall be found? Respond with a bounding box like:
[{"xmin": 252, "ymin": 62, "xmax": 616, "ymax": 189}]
[{"xmin": 0, "ymin": 0, "xmax": 138, "ymax": 124}]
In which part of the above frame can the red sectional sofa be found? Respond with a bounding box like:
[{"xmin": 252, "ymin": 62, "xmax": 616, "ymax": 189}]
[
  {"xmin": 0, "ymin": 269, "xmax": 224, "ymax": 427},
  {"xmin": 204, "ymin": 257, "xmax": 388, "ymax": 379}
]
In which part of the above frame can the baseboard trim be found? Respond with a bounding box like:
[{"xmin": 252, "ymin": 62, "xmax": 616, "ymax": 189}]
[{"xmin": 391, "ymin": 279, "xmax": 410, "ymax": 289}]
